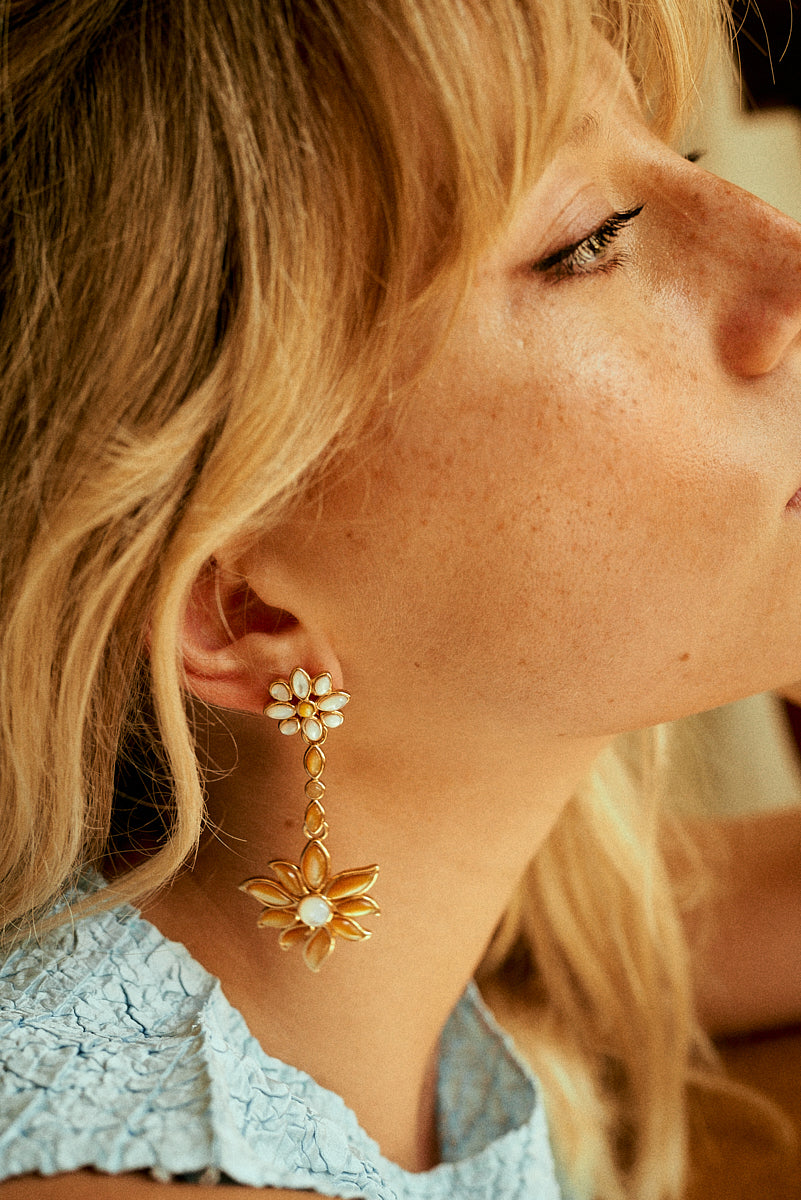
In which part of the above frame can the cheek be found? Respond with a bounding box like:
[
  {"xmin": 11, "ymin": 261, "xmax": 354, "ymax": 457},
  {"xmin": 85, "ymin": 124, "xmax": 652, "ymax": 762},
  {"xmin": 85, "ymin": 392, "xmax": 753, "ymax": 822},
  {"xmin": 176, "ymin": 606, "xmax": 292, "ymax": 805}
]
[
  {"xmin": 397, "ymin": 349, "xmax": 763, "ymax": 714},
  {"xmin": 301, "ymin": 309, "xmax": 792, "ymax": 743}
]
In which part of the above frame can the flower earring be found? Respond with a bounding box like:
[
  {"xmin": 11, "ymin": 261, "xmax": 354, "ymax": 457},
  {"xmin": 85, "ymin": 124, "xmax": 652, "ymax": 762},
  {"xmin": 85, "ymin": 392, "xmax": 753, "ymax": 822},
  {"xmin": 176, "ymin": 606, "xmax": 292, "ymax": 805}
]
[{"xmin": 239, "ymin": 667, "xmax": 380, "ymax": 972}]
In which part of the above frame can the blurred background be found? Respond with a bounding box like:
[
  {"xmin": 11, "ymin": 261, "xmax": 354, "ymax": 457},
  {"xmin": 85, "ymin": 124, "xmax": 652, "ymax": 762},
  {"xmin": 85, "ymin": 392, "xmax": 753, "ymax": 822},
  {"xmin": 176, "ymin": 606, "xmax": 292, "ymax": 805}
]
[
  {"xmin": 673, "ymin": 2, "xmax": 801, "ymax": 818},
  {"xmin": 700, "ymin": 0, "xmax": 801, "ymax": 222}
]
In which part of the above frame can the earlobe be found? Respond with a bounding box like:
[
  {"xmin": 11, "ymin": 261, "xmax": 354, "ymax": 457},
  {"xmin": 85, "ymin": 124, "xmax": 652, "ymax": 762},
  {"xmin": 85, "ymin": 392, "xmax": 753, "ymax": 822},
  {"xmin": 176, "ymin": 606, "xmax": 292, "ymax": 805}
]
[{"xmin": 180, "ymin": 560, "xmax": 340, "ymax": 714}]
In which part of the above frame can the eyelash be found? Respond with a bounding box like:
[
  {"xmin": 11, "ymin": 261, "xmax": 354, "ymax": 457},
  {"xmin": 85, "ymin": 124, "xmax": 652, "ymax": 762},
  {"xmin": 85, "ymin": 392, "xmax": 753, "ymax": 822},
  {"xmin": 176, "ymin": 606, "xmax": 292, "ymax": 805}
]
[{"xmin": 533, "ymin": 204, "xmax": 645, "ymax": 282}]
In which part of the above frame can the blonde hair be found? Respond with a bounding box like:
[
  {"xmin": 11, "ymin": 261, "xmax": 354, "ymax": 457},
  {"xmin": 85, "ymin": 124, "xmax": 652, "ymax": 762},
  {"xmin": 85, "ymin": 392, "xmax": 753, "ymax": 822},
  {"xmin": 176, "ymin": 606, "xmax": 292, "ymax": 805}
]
[
  {"xmin": 0, "ymin": 2, "xmax": 727, "ymax": 1198},
  {"xmin": 478, "ymin": 732, "xmax": 716, "ymax": 1200}
]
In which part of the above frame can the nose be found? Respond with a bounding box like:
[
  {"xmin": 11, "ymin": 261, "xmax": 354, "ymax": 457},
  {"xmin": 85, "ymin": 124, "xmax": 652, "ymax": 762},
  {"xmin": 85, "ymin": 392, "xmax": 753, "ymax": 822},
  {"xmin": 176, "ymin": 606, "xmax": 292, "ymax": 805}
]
[{"xmin": 710, "ymin": 177, "xmax": 801, "ymax": 378}]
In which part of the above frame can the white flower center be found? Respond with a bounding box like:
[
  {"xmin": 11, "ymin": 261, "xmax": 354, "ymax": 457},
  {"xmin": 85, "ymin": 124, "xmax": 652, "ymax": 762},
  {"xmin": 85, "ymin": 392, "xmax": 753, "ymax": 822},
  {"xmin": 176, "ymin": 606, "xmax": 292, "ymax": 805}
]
[{"xmin": 298, "ymin": 894, "xmax": 332, "ymax": 928}]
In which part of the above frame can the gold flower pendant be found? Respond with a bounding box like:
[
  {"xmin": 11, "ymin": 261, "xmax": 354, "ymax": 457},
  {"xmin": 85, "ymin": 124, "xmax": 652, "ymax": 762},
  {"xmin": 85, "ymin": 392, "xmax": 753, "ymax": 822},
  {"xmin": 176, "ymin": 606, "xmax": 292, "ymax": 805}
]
[{"xmin": 240, "ymin": 668, "xmax": 380, "ymax": 972}]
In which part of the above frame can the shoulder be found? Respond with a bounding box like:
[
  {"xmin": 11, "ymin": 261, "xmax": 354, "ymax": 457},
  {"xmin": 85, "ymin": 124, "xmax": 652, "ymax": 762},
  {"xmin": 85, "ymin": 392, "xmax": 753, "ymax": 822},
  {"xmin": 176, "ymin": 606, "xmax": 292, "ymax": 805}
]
[
  {"xmin": 0, "ymin": 900, "xmax": 379, "ymax": 1193},
  {"xmin": 0, "ymin": 1174, "xmax": 331, "ymax": 1199},
  {"xmin": 0, "ymin": 899, "xmax": 215, "ymax": 1179}
]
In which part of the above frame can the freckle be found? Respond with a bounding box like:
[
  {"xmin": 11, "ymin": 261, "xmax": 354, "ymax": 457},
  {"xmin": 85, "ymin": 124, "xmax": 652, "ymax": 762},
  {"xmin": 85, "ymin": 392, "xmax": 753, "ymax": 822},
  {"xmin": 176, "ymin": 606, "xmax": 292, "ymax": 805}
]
[
  {"xmin": 284, "ymin": 818, "xmax": 294, "ymax": 830},
  {"xmin": 678, "ymin": 652, "xmax": 690, "ymax": 662},
  {"xmin": 414, "ymin": 661, "xmax": 421, "ymax": 669}
]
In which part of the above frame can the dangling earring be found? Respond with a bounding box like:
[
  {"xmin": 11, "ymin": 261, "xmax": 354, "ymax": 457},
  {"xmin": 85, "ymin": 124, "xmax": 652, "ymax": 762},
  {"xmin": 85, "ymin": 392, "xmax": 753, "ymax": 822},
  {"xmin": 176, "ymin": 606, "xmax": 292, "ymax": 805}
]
[{"xmin": 239, "ymin": 667, "xmax": 380, "ymax": 972}]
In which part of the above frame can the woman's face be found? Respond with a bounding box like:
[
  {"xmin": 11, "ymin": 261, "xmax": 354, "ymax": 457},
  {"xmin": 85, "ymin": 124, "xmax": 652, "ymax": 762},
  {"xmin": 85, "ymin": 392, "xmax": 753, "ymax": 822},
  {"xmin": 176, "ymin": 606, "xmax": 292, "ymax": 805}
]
[{"xmin": 257, "ymin": 67, "xmax": 801, "ymax": 755}]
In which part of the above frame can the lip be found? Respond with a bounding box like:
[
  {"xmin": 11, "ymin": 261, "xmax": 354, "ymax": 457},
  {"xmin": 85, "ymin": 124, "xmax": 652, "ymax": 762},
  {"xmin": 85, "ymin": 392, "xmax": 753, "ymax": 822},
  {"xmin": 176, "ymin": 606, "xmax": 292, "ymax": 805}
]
[{"xmin": 787, "ymin": 486, "xmax": 801, "ymax": 512}]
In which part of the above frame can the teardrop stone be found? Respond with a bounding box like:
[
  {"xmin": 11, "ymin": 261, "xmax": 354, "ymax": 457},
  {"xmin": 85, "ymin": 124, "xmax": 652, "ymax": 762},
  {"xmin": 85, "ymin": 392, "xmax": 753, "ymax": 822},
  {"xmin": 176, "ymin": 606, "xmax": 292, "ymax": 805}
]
[
  {"xmin": 257, "ymin": 909, "xmax": 297, "ymax": 929},
  {"xmin": 301, "ymin": 839, "xmax": 330, "ymax": 889},
  {"xmin": 304, "ymin": 744, "xmax": 325, "ymax": 778},
  {"xmin": 304, "ymin": 799, "xmax": 326, "ymax": 836},
  {"xmin": 326, "ymin": 864, "xmax": 379, "ymax": 900},
  {"xmin": 312, "ymin": 673, "xmax": 333, "ymax": 696},
  {"xmin": 290, "ymin": 667, "xmax": 311, "ymax": 698},
  {"xmin": 303, "ymin": 926, "xmax": 335, "ymax": 971},
  {"xmin": 279, "ymin": 924, "xmax": 309, "ymax": 951},
  {"xmin": 269, "ymin": 681, "xmax": 292, "ymax": 702},
  {"xmin": 317, "ymin": 691, "xmax": 350, "ymax": 712}
]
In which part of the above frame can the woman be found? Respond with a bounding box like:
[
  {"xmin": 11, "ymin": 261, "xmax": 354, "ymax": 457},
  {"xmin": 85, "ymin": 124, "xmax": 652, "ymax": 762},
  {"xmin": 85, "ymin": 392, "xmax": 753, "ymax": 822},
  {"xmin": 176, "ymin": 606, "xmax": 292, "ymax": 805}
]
[{"xmin": 2, "ymin": 0, "xmax": 801, "ymax": 1197}]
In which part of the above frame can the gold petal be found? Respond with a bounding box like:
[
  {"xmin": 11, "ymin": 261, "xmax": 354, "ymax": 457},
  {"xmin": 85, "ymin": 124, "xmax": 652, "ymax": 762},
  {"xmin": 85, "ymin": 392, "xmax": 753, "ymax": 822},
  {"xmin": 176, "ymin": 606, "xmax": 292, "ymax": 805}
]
[
  {"xmin": 290, "ymin": 667, "xmax": 311, "ymax": 699},
  {"xmin": 303, "ymin": 926, "xmax": 335, "ymax": 972},
  {"xmin": 303, "ymin": 743, "xmax": 325, "ymax": 779},
  {"xmin": 278, "ymin": 923, "xmax": 309, "ymax": 950},
  {"xmin": 300, "ymin": 839, "xmax": 330, "ymax": 890},
  {"xmin": 267, "ymin": 861, "xmax": 305, "ymax": 896},
  {"xmin": 268, "ymin": 680, "xmax": 292, "ymax": 702},
  {"xmin": 325, "ymin": 864, "xmax": 379, "ymax": 901},
  {"xmin": 317, "ymin": 691, "xmax": 350, "ymax": 712},
  {"xmin": 265, "ymin": 702, "xmax": 296, "ymax": 720},
  {"xmin": 312, "ymin": 672, "xmax": 333, "ymax": 697},
  {"xmin": 257, "ymin": 909, "xmax": 298, "ymax": 929},
  {"xmin": 239, "ymin": 878, "xmax": 295, "ymax": 907},
  {"xmin": 336, "ymin": 896, "xmax": 380, "ymax": 918},
  {"xmin": 330, "ymin": 915, "xmax": 371, "ymax": 941}
]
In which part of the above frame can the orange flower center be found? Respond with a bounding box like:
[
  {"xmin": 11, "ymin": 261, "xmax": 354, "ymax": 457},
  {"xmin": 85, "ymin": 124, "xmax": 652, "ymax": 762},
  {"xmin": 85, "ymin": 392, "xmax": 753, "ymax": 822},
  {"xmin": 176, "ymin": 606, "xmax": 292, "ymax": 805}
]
[{"xmin": 297, "ymin": 701, "xmax": 316, "ymax": 718}]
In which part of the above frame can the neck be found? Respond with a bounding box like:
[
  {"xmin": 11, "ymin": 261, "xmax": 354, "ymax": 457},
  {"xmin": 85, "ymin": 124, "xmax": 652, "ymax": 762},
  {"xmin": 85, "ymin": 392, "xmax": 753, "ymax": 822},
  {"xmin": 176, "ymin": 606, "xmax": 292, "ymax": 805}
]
[{"xmin": 143, "ymin": 712, "xmax": 607, "ymax": 1172}]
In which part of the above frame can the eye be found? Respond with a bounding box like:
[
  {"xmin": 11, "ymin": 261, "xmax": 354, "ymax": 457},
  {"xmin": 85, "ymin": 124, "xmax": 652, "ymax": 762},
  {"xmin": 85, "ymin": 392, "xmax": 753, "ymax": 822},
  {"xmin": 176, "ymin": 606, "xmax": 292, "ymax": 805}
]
[{"xmin": 532, "ymin": 205, "xmax": 644, "ymax": 282}]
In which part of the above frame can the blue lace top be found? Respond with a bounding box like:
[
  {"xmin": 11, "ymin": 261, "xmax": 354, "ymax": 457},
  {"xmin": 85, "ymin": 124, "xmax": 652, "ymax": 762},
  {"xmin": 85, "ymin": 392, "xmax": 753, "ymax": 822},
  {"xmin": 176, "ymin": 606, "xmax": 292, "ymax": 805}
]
[{"xmin": 0, "ymin": 888, "xmax": 566, "ymax": 1199}]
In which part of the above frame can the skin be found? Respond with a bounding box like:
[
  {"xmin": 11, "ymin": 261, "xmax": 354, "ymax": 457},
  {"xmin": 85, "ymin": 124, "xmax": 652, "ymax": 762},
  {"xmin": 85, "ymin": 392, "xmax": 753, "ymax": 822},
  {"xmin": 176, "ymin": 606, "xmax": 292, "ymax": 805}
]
[
  {"xmin": 8, "ymin": 63, "xmax": 801, "ymax": 1198},
  {"xmin": 146, "ymin": 72, "xmax": 801, "ymax": 1174}
]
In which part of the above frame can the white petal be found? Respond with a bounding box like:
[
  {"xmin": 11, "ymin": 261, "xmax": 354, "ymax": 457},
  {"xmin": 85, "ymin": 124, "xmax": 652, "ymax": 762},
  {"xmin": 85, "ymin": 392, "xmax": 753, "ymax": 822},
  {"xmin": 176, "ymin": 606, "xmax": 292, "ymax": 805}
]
[
  {"xmin": 290, "ymin": 667, "xmax": 311, "ymax": 699},
  {"xmin": 312, "ymin": 672, "xmax": 333, "ymax": 697},
  {"xmin": 321, "ymin": 711, "xmax": 343, "ymax": 729},
  {"xmin": 317, "ymin": 691, "xmax": 350, "ymax": 712},
  {"xmin": 302, "ymin": 717, "xmax": 323, "ymax": 742},
  {"xmin": 265, "ymin": 702, "xmax": 296, "ymax": 720},
  {"xmin": 279, "ymin": 717, "xmax": 301, "ymax": 735},
  {"xmin": 269, "ymin": 681, "xmax": 292, "ymax": 702}
]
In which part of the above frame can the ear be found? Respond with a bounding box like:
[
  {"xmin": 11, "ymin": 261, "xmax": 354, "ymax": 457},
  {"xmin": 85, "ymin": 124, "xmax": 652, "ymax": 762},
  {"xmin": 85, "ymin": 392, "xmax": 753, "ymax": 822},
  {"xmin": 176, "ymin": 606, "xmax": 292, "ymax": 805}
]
[{"xmin": 180, "ymin": 558, "xmax": 341, "ymax": 713}]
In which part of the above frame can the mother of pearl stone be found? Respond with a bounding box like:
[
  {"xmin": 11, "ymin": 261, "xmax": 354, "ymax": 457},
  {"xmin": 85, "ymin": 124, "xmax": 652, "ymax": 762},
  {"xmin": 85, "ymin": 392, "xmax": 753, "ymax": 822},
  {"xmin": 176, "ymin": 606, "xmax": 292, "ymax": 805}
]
[{"xmin": 298, "ymin": 894, "xmax": 332, "ymax": 928}]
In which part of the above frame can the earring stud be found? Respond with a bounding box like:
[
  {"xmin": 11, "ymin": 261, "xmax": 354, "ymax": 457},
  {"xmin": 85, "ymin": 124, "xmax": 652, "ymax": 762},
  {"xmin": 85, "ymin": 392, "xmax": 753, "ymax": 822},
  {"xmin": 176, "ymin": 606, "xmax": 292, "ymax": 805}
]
[{"xmin": 240, "ymin": 667, "xmax": 380, "ymax": 972}]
